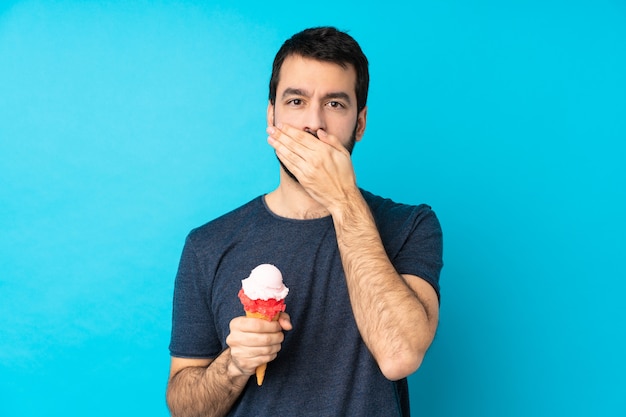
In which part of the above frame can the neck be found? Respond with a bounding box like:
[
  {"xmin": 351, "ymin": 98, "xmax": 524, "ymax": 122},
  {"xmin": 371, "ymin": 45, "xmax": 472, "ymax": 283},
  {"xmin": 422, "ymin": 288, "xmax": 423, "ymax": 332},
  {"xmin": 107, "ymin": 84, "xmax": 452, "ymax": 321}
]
[{"xmin": 265, "ymin": 172, "xmax": 330, "ymax": 220}]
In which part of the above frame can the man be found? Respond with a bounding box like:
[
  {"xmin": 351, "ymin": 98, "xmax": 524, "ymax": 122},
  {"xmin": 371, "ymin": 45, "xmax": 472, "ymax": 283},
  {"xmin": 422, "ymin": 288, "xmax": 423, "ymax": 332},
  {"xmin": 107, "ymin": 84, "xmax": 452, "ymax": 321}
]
[{"xmin": 166, "ymin": 27, "xmax": 443, "ymax": 417}]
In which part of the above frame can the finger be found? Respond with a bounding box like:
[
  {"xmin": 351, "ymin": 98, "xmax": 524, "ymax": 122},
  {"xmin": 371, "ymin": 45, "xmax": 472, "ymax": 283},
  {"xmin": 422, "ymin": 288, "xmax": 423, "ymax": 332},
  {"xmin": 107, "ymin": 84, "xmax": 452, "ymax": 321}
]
[
  {"xmin": 316, "ymin": 129, "xmax": 341, "ymax": 149},
  {"xmin": 229, "ymin": 320, "xmax": 282, "ymax": 351},
  {"xmin": 275, "ymin": 122, "xmax": 307, "ymax": 141},
  {"xmin": 230, "ymin": 340, "xmax": 283, "ymax": 358},
  {"xmin": 267, "ymin": 134, "xmax": 306, "ymax": 177},
  {"xmin": 234, "ymin": 316, "xmax": 283, "ymax": 334},
  {"xmin": 228, "ymin": 345, "xmax": 282, "ymax": 375},
  {"xmin": 278, "ymin": 312, "xmax": 293, "ymax": 331},
  {"xmin": 268, "ymin": 124, "xmax": 331, "ymax": 171},
  {"xmin": 226, "ymin": 333, "xmax": 284, "ymax": 373},
  {"xmin": 269, "ymin": 123, "xmax": 319, "ymax": 151},
  {"xmin": 227, "ymin": 317, "xmax": 287, "ymax": 375}
]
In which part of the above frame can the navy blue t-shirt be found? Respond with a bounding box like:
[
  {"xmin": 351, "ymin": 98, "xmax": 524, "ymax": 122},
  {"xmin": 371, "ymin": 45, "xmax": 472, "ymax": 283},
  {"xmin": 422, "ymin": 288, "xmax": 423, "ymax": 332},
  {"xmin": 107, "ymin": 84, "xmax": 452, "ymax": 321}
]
[{"xmin": 169, "ymin": 190, "xmax": 443, "ymax": 416}]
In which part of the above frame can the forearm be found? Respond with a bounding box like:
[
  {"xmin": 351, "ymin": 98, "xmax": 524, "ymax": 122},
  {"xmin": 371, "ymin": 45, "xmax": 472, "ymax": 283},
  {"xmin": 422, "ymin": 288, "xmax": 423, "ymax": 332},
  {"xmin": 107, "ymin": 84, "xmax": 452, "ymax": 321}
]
[
  {"xmin": 166, "ymin": 349, "xmax": 248, "ymax": 417},
  {"xmin": 330, "ymin": 189, "xmax": 436, "ymax": 380}
]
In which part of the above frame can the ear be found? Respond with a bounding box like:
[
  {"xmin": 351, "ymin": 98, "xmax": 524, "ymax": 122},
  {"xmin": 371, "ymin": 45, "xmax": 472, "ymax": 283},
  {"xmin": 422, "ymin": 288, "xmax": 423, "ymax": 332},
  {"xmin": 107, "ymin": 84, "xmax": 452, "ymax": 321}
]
[
  {"xmin": 355, "ymin": 106, "xmax": 367, "ymax": 142},
  {"xmin": 267, "ymin": 101, "xmax": 274, "ymax": 127}
]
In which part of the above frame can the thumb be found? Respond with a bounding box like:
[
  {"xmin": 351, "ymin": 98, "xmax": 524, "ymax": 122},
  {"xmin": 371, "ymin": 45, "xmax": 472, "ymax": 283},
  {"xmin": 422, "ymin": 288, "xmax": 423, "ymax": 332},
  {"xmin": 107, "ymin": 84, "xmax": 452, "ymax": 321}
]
[{"xmin": 278, "ymin": 312, "xmax": 293, "ymax": 331}]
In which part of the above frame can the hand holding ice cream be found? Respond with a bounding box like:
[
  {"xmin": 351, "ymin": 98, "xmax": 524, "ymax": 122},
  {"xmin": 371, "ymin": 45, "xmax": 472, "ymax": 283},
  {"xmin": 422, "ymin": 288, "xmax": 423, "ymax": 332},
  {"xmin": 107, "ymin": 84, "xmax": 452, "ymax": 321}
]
[{"xmin": 238, "ymin": 264, "xmax": 289, "ymax": 385}]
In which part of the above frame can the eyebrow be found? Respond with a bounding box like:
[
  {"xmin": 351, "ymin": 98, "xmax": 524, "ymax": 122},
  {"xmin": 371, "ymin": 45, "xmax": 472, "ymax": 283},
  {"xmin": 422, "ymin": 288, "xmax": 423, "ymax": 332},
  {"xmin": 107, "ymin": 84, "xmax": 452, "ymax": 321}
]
[{"xmin": 281, "ymin": 88, "xmax": 352, "ymax": 104}]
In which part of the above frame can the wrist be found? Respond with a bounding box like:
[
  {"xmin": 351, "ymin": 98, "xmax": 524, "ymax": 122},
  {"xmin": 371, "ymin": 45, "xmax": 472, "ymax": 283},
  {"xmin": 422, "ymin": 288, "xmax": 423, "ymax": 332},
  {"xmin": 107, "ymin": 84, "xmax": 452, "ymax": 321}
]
[
  {"xmin": 221, "ymin": 349, "xmax": 251, "ymax": 383},
  {"xmin": 326, "ymin": 186, "xmax": 358, "ymax": 217},
  {"xmin": 329, "ymin": 188, "xmax": 369, "ymax": 225},
  {"xmin": 226, "ymin": 358, "xmax": 248, "ymax": 379}
]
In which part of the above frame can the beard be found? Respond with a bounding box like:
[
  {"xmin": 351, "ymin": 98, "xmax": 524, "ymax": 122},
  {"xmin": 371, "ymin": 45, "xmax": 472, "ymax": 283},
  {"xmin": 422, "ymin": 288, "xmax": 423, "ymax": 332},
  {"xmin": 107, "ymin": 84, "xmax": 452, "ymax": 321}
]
[{"xmin": 273, "ymin": 113, "xmax": 358, "ymax": 183}]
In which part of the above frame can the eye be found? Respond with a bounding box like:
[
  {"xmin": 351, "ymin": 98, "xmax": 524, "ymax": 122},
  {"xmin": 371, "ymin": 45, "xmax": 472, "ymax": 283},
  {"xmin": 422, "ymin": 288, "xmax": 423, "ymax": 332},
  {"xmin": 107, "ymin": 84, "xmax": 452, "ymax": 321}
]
[
  {"xmin": 327, "ymin": 101, "xmax": 344, "ymax": 109},
  {"xmin": 287, "ymin": 98, "xmax": 303, "ymax": 106}
]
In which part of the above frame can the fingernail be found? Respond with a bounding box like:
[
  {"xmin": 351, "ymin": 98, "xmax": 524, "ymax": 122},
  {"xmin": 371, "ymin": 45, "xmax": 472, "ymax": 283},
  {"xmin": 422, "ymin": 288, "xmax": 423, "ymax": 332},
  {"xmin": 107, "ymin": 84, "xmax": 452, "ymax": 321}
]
[{"xmin": 266, "ymin": 126, "xmax": 275, "ymax": 134}]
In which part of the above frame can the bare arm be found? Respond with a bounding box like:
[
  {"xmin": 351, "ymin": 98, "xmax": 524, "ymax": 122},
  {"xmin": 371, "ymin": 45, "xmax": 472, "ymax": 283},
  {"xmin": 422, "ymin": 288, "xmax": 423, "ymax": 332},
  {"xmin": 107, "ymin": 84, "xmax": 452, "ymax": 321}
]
[
  {"xmin": 331, "ymin": 189, "xmax": 439, "ymax": 380},
  {"xmin": 167, "ymin": 314, "xmax": 292, "ymax": 417},
  {"xmin": 166, "ymin": 352, "xmax": 248, "ymax": 417}
]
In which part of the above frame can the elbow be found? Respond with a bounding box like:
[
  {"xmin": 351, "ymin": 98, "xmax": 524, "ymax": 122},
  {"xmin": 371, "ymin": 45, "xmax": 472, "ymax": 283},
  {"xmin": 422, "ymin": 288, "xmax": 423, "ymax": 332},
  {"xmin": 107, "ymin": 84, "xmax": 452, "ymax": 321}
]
[
  {"xmin": 166, "ymin": 374, "xmax": 187, "ymax": 417},
  {"xmin": 165, "ymin": 383, "xmax": 177, "ymax": 416},
  {"xmin": 378, "ymin": 350, "xmax": 426, "ymax": 381}
]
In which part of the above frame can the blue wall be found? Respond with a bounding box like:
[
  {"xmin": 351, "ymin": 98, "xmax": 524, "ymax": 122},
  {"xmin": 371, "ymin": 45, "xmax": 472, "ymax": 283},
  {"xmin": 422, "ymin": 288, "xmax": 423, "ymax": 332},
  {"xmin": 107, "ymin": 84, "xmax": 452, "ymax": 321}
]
[{"xmin": 1, "ymin": 1, "xmax": 624, "ymax": 416}]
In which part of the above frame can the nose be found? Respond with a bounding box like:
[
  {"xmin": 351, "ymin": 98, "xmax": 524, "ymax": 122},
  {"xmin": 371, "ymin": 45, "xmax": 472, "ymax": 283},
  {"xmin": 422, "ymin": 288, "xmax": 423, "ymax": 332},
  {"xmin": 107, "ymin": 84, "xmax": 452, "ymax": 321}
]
[{"xmin": 302, "ymin": 104, "xmax": 325, "ymax": 135}]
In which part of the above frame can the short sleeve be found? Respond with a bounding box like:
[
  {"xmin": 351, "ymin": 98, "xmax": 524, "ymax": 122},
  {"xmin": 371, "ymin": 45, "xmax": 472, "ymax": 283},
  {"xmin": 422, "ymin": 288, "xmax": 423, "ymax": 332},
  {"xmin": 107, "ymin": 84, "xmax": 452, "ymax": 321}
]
[
  {"xmin": 169, "ymin": 235, "xmax": 221, "ymax": 358},
  {"xmin": 395, "ymin": 207, "xmax": 443, "ymax": 300}
]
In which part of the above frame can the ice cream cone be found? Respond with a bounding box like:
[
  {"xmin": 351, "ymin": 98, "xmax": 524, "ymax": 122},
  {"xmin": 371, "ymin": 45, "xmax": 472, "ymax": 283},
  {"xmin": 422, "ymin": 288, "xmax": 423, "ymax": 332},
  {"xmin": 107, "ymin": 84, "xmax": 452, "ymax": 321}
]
[
  {"xmin": 238, "ymin": 264, "xmax": 288, "ymax": 386},
  {"xmin": 245, "ymin": 310, "xmax": 281, "ymax": 385}
]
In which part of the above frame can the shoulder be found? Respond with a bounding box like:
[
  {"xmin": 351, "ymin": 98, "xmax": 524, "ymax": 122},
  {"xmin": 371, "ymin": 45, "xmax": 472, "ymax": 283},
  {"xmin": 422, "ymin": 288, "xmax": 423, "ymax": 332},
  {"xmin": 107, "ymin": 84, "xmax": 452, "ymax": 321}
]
[
  {"xmin": 360, "ymin": 189, "xmax": 439, "ymax": 229},
  {"xmin": 175, "ymin": 195, "xmax": 269, "ymax": 286},
  {"xmin": 187, "ymin": 196, "xmax": 265, "ymax": 244},
  {"xmin": 360, "ymin": 189, "xmax": 442, "ymax": 260}
]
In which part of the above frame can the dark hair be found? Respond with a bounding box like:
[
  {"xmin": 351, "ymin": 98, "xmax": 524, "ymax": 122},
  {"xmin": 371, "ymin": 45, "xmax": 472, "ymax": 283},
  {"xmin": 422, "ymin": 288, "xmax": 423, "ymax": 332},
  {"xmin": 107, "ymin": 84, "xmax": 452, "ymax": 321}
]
[{"xmin": 268, "ymin": 26, "xmax": 369, "ymax": 112}]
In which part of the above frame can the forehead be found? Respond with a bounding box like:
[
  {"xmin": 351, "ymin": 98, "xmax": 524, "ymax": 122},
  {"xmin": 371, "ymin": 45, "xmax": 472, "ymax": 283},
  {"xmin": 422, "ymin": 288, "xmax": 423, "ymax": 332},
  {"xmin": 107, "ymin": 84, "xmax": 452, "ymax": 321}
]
[{"xmin": 277, "ymin": 55, "xmax": 357, "ymax": 97}]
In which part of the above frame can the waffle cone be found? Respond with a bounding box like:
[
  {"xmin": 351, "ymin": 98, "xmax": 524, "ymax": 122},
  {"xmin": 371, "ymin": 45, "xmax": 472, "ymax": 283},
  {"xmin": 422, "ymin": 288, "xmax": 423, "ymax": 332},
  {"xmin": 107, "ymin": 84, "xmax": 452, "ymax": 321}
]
[{"xmin": 245, "ymin": 310, "xmax": 280, "ymax": 385}]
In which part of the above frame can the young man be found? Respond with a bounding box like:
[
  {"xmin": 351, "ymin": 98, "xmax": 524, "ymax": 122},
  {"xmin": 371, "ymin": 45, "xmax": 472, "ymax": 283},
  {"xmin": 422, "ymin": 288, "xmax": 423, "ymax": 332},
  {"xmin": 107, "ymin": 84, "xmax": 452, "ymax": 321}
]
[{"xmin": 166, "ymin": 27, "xmax": 443, "ymax": 417}]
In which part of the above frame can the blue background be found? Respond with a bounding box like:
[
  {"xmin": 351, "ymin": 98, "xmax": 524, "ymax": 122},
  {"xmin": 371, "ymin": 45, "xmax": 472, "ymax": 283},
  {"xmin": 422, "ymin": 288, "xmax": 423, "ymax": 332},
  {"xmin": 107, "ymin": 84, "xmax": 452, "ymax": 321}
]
[{"xmin": 1, "ymin": 1, "xmax": 625, "ymax": 416}]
